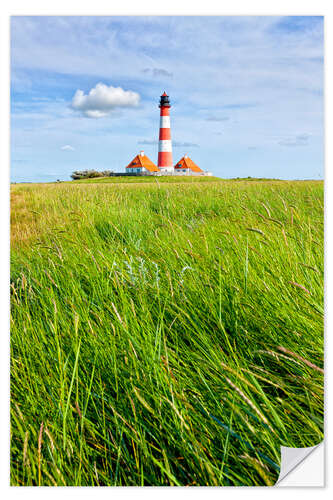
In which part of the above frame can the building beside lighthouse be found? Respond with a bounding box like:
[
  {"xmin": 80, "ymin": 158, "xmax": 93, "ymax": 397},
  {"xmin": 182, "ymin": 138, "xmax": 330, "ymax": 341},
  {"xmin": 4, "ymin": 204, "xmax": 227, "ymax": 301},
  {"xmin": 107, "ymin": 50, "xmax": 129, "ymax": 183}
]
[
  {"xmin": 126, "ymin": 150, "xmax": 159, "ymax": 174},
  {"xmin": 174, "ymin": 155, "xmax": 205, "ymax": 175}
]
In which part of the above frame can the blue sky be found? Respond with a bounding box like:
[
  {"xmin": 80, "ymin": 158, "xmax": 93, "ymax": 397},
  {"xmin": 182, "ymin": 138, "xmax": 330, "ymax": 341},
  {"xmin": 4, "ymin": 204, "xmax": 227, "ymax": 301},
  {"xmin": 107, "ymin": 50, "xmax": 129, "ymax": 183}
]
[{"xmin": 11, "ymin": 16, "xmax": 324, "ymax": 182}]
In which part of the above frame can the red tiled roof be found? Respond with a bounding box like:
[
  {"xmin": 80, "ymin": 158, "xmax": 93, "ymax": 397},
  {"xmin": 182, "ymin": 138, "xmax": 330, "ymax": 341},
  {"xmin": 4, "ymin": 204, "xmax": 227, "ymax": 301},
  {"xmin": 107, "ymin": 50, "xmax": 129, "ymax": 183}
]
[
  {"xmin": 174, "ymin": 156, "xmax": 203, "ymax": 173},
  {"xmin": 126, "ymin": 153, "xmax": 160, "ymax": 172}
]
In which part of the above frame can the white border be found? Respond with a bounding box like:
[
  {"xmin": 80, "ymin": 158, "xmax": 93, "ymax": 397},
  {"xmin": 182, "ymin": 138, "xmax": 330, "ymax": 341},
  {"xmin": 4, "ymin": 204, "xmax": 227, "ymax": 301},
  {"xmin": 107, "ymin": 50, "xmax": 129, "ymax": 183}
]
[{"xmin": 2, "ymin": 1, "xmax": 331, "ymax": 497}]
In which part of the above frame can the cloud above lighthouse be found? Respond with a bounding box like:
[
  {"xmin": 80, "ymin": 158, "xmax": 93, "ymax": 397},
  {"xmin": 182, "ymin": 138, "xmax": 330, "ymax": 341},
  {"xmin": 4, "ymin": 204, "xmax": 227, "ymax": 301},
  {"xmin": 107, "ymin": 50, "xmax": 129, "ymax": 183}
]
[
  {"xmin": 71, "ymin": 83, "xmax": 140, "ymax": 118},
  {"xmin": 143, "ymin": 68, "xmax": 173, "ymax": 78}
]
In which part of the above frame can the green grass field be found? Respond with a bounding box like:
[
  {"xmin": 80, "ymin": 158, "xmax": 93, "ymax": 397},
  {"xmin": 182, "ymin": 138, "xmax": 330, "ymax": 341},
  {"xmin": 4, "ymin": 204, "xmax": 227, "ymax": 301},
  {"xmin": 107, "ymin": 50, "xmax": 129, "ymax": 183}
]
[{"xmin": 10, "ymin": 177, "xmax": 324, "ymax": 486}]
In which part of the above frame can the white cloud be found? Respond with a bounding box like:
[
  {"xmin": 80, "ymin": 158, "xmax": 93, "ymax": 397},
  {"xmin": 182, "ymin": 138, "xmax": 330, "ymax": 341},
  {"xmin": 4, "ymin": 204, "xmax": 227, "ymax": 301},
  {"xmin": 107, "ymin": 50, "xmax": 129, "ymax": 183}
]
[
  {"xmin": 138, "ymin": 139, "xmax": 199, "ymax": 148},
  {"xmin": 173, "ymin": 141, "xmax": 199, "ymax": 148},
  {"xmin": 143, "ymin": 67, "xmax": 173, "ymax": 78},
  {"xmin": 71, "ymin": 83, "xmax": 140, "ymax": 118},
  {"xmin": 61, "ymin": 144, "xmax": 75, "ymax": 151},
  {"xmin": 206, "ymin": 116, "xmax": 230, "ymax": 122},
  {"xmin": 138, "ymin": 139, "xmax": 158, "ymax": 145},
  {"xmin": 278, "ymin": 133, "xmax": 311, "ymax": 147}
]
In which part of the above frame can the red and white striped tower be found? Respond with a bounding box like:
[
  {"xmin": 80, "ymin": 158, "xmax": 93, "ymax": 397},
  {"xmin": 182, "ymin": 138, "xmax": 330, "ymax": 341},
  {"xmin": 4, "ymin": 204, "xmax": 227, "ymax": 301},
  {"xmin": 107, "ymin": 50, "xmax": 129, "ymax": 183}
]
[{"xmin": 158, "ymin": 92, "xmax": 173, "ymax": 173}]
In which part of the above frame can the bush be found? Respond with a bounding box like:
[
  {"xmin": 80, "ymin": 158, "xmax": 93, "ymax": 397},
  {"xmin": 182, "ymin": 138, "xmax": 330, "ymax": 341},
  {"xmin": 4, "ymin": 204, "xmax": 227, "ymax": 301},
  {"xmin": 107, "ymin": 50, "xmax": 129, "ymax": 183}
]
[{"xmin": 71, "ymin": 170, "xmax": 112, "ymax": 180}]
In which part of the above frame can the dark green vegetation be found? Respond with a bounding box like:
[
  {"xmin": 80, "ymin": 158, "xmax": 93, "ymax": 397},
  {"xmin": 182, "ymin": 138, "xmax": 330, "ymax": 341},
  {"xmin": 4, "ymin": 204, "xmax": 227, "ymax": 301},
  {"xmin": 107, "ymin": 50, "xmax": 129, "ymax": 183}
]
[
  {"xmin": 71, "ymin": 169, "xmax": 112, "ymax": 180},
  {"xmin": 70, "ymin": 175, "xmax": 222, "ymax": 184},
  {"xmin": 11, "ymin": 179, "xmax": 324, "ymax": 486}
]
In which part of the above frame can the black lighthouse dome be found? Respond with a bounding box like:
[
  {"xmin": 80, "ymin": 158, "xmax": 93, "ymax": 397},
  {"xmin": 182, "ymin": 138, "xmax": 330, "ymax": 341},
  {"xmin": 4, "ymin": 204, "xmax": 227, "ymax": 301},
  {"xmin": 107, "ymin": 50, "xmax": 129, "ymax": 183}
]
[{"xmin": 159, "ymin": 91, "xmax": 171, "ymax": 108}]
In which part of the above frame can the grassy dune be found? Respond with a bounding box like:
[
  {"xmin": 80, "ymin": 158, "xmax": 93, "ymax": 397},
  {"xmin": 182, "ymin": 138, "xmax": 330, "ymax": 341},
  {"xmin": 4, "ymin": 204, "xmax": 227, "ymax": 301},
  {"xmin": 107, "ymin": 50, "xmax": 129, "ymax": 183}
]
[{"xmin": 10, "ymin": 179, "xmax": 324, "ymax": 486}]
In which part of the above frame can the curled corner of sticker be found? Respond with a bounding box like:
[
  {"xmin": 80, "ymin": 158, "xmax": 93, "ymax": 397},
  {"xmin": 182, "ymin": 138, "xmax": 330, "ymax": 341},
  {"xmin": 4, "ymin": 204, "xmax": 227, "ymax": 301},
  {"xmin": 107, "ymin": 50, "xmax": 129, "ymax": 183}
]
[{"xmin": 275, "ymin": 441, "xmax": 324, "ymax": 486}]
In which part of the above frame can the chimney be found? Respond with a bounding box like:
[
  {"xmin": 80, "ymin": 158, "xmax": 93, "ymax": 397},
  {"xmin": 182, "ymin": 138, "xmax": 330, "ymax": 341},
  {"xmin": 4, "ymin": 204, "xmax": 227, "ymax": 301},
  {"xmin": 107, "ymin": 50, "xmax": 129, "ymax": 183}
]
[{"xmin": 140, "ymin": 150, "xmax": 144, "ymax": 156}]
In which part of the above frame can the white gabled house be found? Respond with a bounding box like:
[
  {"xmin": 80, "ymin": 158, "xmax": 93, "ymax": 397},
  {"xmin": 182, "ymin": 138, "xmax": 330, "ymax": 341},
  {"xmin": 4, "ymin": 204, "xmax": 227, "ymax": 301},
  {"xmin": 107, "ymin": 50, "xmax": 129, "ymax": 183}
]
[{"xmin": 126, "ymin": 151, "xmax": 160, "ymax": 174}]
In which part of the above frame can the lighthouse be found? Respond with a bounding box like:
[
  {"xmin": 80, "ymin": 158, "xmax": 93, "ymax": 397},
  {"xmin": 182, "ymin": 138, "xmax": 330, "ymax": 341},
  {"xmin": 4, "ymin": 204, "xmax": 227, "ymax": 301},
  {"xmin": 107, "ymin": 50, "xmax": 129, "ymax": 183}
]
[{"xmin": 158, "ymin": 92, "xmax": 173, "ymax": 173}]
